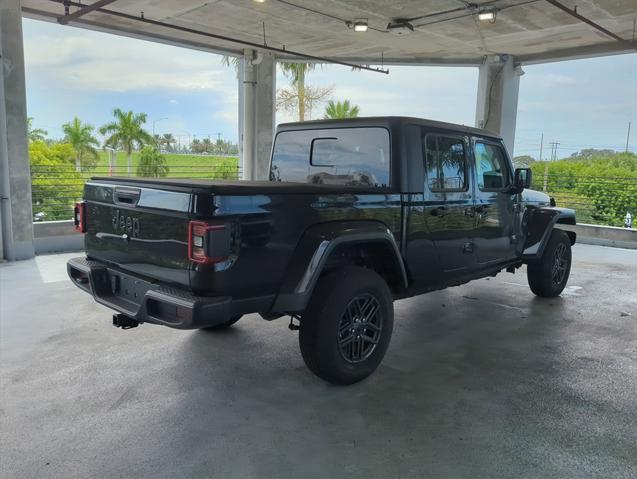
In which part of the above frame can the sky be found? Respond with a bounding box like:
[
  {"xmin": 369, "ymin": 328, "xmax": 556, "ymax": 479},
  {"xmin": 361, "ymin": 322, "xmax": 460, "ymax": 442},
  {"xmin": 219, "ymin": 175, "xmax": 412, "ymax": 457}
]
[{"xmin": 22, "ymin": 18, "xmax": 637, "ymax": 159}]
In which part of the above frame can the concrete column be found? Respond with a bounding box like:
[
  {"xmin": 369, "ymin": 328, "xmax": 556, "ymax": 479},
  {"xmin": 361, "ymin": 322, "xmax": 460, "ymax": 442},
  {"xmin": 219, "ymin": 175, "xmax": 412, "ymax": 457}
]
[
  {"xmin": 0, "ymin": 0, "xmax": 35, "ymax": 261},
  {"xmin": 241, "ymin": 50, "xmax": 276, "ymax": 180},
  {"xmin": 475, "ymin": 55, "xmax": 522, "ymax": 155},
  {"xmin": 237, "ymin": 59, "xmax": 244, "ymax": 176},
  {"xmin": 254, "ymin": 52, "xmax": 276, "ymax": 180}
]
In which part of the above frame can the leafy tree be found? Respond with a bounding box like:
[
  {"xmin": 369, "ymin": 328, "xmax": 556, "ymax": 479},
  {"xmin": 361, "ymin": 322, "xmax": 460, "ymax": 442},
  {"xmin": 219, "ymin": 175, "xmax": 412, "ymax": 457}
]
[
  {"xmin": 570, "ymin": 149, "xmax": 615, "ymax": 160},
  {"xmin": 512, "ymin": 155, "xmax": 535, "ymax": 168},
  {"xmin": 281, "ymin": 63, "xmax": 314, "ymax": 122},
  {"xmin": 212, "ymin": 157, "xmax": 239, "ymax": 179},
  {"xmin": 99, "ymin": 109, "xmax": 154, "ymax": 176},
  {"xmin": 29, "ymin": 141, "xmax": 83, "ymax": 221},
  {"xmin": 277, "ymin": 83, "xmax": 333, "ymax": 122},
  {"xmin": 136, "ymin": 146, "xmax": 169, "ymax": 177},
  {"xmin": 530, "ymin": 151, "xmax": 637, "ymax": 227},
  {"xmin": 62, "ymin": 116, "xmax": 100, "ymax": 172},
  {"xmin": 27, "ymin": 117, "xmax": 48, "ymax": 143},
  {"xmin": 323, "ymin": 99, "xmax": 360, "ymax": 119},
  {"xmin": 277, "ymin": 63, "xmax": 333, "ymax": 121}
]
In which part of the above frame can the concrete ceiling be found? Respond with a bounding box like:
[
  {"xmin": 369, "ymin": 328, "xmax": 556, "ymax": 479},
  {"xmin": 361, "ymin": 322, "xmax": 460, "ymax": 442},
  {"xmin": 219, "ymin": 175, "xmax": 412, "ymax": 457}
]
[{"xmin": 22, "ymin": 0, "xmax": 637, "ymax": 65}]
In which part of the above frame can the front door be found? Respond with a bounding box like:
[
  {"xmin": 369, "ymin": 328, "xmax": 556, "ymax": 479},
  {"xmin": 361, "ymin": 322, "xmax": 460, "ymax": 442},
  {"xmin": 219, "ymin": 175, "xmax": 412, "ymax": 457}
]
[
  {"xmin": 471, "ymin": 139, "xmax": 518, "ymax": 265},
  {"xmin": 422, "ymin": 133, "xmax": 475, "ymax": 278}
]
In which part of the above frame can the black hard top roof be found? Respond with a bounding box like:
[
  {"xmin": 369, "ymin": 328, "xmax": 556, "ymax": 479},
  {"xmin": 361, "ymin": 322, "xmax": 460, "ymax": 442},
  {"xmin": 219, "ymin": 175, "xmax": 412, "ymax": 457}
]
[{"xmin": 277, "ymin": 116, "xmax": 501, "ymax": 140}]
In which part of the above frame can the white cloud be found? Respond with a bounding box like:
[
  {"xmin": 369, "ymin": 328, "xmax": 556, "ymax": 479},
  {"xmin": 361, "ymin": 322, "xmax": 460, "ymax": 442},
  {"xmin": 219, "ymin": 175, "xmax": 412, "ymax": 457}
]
[
  {"xmin": 536, "ymin": 73, "xmax": 576, "ymax": 88},
  {"xmin": 24, "ymin": 28, "xmax": 235, "ymax": 94},
  {"xmin": 276, "ymin": 65, "xmax": 478, "ymax": 125}
]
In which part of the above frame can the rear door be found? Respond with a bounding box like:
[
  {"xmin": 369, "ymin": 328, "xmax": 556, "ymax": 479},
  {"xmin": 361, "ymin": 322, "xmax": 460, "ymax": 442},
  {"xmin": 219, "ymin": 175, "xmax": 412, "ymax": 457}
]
[
  {"xmin": 83, "ymin": 182, "xmax": 194, "ymax": 288},
  {"xmin": 422, "ymin": 132, "xmax": 475, "ymax": 277},
  {"xmin": 471, "ymin": 139, "xmax": 518, "ymax": 264}
]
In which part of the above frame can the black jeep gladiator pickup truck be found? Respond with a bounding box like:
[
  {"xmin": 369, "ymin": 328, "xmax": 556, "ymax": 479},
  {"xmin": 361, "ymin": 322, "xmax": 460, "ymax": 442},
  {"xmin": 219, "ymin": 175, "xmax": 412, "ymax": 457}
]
[{"xmin": 68, "ymin": 117, "xmax": 576, "ymax": 384}]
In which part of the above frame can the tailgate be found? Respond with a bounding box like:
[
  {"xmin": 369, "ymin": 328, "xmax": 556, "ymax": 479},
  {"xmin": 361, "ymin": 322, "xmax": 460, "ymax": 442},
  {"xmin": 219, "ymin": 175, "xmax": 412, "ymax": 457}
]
[{"xmin": 83, "ymin": 181, "xmax": 194, "ymax": 288}]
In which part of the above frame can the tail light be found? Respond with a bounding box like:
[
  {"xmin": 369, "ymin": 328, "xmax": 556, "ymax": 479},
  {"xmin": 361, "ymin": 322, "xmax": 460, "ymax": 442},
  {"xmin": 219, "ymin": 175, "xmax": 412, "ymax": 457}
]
[
  {"xmin": 74, "ymin": 201, "xmax": 87, "ymax": 233},
  {"xmin": 188, "ymin": 221, "xmax": 231, "ymax": 264}
]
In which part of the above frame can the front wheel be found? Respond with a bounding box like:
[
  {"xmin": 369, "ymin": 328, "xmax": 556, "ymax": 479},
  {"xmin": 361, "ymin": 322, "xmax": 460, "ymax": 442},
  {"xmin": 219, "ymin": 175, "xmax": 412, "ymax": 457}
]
[
  {"xmin": 527, "ymin": 229, "xmax": 572, "ymax": 297},
  {"xmin": 299, "ymin": 267, "xmax": 394, "ymax": 385}
]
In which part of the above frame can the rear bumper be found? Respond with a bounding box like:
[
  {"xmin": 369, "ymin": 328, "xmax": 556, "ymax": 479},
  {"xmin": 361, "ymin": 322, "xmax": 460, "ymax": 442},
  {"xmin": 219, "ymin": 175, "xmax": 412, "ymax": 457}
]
[{"xmin": 67, "ymin": 257, "xmax": 265, "ymax": 329}]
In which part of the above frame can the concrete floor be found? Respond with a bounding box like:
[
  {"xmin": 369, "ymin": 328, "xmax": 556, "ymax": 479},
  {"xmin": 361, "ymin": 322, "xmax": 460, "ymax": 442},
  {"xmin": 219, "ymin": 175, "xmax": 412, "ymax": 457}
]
[{"xmin": 1, "ymin": 244, "xmax": 636, "ymax": 479}]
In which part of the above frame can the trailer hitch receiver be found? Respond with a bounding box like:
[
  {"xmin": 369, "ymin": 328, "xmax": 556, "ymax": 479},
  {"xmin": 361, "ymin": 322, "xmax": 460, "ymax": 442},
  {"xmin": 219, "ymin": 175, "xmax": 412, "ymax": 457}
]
[{"xmin": 113, "ymin": 313, "xmax": 140, "ymax": 329}]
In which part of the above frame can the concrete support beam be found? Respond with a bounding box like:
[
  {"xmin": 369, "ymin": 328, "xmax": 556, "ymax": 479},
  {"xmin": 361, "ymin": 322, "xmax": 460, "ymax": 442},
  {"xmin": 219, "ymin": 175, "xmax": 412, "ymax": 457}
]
[
  {"xmin": 0, "ymin": 0, "xmax": 34, "ymax": 261},
  {"xmin": 475, "ymin": 55, "xmax": 522, "ymax": 155},
  {"xmin": 241, "ymin": 50, "xmax": 275, "ymax": 180}
]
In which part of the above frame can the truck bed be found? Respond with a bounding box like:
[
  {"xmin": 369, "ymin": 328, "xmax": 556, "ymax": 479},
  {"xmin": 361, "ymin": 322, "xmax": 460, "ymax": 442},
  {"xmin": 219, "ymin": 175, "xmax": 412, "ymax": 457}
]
[{"xmin": 90, "ymin": 177, "xmax": 394, "ymax": 195}]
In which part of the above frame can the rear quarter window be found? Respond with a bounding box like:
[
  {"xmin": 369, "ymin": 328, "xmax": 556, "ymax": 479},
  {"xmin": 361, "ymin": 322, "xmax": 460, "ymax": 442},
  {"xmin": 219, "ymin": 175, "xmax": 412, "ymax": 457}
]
[{"xmin": 270, "ymin": 127, "xmax": 390, "ymax": 188}]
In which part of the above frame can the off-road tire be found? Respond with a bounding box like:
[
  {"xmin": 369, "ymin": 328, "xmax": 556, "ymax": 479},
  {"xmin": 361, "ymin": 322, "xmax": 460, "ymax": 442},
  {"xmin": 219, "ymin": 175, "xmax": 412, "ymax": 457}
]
[
  {"xmin": 200, "ymin": 315, "xmax": 242, "ymax": 330},
  {"xmin": 299, "ymin": 267, "xmax": 394, "ymax": 385},
  {"xmin": 527, "ymin": 229, "xmax": 572, "ymax": 297}
]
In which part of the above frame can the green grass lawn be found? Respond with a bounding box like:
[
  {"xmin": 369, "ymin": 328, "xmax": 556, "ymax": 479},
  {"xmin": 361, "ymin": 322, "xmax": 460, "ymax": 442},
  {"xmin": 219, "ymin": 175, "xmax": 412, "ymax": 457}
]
[{"xmin": 88, "ymin": 151, "xmax": 240, "ymax": 179}]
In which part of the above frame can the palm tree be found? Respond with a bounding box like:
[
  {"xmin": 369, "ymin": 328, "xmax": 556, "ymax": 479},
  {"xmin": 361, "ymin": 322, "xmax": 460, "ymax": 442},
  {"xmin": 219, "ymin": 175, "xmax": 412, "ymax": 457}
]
[
  {"xmin": 27, "ymin": 117, "xmax": 48, "ymax": 143},
  {"xmin": 280, "ymin": 63, "xmax": 316, "ymax": 121},
  {"xmin": 100, "ymin": 109, "xmax": 154, "ymax": 176},
  {"xmin": 201, "ymin": 138, "xmax": 213, "ymax": 153},
  {"xmin": 62, "ymin": 117, "xmax": 100, "ymax": 171},
  {"xmin": 161, "ymin": 133, "xmax": 176, "ymax": 151},
  {"xmin": 324, "ymin": 100, "xmax": 360, "ymax": 119}
]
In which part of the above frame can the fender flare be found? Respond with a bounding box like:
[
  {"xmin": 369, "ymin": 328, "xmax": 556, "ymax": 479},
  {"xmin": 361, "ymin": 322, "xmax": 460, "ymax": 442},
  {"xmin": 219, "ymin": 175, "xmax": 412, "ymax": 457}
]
[
  {"xmin": 522, "ymin": 207, "xmax": 576, "ymax": 259},
  {"xmin": 272, "ymin": 221, "xmax": 408, "ymax": 313}
]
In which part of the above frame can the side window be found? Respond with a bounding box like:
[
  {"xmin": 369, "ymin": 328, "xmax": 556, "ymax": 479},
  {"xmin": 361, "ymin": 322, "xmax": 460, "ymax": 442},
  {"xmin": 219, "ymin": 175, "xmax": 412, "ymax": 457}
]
[
  {"xmin": 474, "ymin": 142, "xmax": 510, "ymax": 190},
  {"xmin": 423, "ymin": 134, "xmax": 467, "ymax": 192}
]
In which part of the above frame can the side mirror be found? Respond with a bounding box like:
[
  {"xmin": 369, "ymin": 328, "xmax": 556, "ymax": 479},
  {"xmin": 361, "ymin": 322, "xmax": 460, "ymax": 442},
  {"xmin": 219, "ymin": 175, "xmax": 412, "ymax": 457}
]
[{"xmin": 514, "ymin": 168, "xmax": 532, "ymax": 192}]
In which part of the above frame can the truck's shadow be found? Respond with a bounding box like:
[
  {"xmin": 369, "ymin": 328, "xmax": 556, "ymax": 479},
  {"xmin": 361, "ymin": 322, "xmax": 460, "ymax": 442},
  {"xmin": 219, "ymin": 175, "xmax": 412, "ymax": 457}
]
[{"xmin": 157, "ymin": 287, "xmax": 581, "ymax": 477}]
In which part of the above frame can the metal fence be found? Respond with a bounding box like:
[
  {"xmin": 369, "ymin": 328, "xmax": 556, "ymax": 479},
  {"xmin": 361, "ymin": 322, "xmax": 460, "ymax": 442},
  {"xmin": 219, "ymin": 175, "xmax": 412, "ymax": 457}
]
[
  {"xmin": 30, "ymin": 167, "xmax": 636, "ymax": 227},
  {"xmin": 534, "ymin": 174, "xmax": 637, "ymax": 227},
  {"xmin": 31, "ymin": 164, "xmax": 242, "ymax": 222}
]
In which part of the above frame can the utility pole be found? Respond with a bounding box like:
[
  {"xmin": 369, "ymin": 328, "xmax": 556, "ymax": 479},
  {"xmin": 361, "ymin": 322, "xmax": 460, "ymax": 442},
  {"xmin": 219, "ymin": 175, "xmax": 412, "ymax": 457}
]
[
  {"xmin": 549, "ymin": 141, "xmax": 559, "ymax": 161},
  {"xmin": 544, "ymin": 141, "xmax": 559, "ymax": 192},
  {"xmin": 626, "ymin": 122, "xmax": 631, "ymax": 152},
  {"xmin": 539, "ymin": 132, "xmax": 544, "ymax": 161}
]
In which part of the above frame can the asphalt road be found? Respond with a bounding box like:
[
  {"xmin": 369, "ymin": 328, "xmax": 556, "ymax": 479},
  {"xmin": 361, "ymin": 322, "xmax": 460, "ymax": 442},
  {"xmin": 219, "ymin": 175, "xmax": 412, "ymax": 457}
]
[{"xmin": 1, "ymin": 244, "xmax": 636, "ymax": 478}]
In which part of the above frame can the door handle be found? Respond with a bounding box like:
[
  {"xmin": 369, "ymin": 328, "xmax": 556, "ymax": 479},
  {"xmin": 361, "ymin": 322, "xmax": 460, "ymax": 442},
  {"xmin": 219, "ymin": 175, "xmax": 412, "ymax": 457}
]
[{"xmin": 430, "ymin": 207, "xmax": 448, "ymax": 217}]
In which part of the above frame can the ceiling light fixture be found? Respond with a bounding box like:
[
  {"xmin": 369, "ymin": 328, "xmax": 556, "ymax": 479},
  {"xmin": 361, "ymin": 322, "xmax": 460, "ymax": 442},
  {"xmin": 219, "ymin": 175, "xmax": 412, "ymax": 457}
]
[
  {"xmin": 253, "ymin": 0, "xmax": 266, "ymax": 3},
  {"xmin": 477, "ymin": 8, "xmax": 498, "ymax": 22},
  {"xmin": 386, "ymin": 19, "xmax": 415, "ymax": 35},
  {"xmin": 353, "ymin": 19, "xmax": 368, "ymax": 32},
  {"xmin": 346, "ymin": 19, "xmax": 369, "ymax": 32}
]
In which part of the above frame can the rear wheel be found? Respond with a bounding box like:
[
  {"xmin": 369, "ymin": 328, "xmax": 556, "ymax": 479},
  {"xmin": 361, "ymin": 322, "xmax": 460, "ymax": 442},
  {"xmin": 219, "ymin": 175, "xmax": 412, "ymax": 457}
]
[
  {"xmin": 200, "ymin": 315, "xmax": 242, "ymax": 331},
  {"xmin": 299, "ymin": 267, "xmax": 394, "ymax": 385},
  {"xmin": 527, "ymin": 229, "xmax": 572, "ymax": 297}
]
